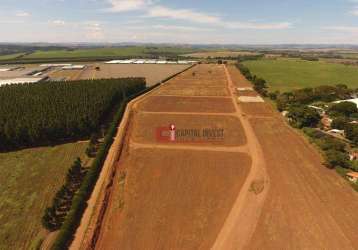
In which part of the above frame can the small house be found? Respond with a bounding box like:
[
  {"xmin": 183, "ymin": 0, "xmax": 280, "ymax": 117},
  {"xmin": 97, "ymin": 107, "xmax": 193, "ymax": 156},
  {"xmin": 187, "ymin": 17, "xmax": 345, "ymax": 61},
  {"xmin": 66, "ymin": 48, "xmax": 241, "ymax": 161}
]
[
  {"xmin": 349, "ymin": 151, "xmax": 358, "ymax": 161},
  {"xmin": 346, "ymin": 172, "xmax": 358, "ymax": 183}
]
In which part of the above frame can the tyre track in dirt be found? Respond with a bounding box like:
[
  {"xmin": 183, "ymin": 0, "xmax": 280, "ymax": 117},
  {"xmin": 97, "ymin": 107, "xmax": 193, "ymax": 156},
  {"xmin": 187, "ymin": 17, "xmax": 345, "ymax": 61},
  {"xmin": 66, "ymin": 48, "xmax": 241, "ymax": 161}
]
[{"xmin": 211, "ymin": 66, "xmax": 269, "ymax": 250}]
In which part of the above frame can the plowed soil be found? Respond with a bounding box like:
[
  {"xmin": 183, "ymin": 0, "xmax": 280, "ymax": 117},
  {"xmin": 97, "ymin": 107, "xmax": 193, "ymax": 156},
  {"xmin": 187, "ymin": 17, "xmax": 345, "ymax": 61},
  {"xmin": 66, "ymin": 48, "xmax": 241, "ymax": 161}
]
[
  {"xmin": 240, "ymin": 103, "xmax": 275, "ymax": 116},
  {"xmin": 77, "ymin": 63, "xmax": 358, "ymax": 250},
  {"xmin": 245, "ymin": 117, "xmax": 358, "ymax": 249},
  {"xmin": 130, "ymin": 113, "xmax": 246, "ymax": 146},
  {"xmin": 137, "ymin": 96, "xmax": 235, "ymax": 113},
  {"xmin": 96, "ymin": 148, "xmax": 251, "ymax": 250}
]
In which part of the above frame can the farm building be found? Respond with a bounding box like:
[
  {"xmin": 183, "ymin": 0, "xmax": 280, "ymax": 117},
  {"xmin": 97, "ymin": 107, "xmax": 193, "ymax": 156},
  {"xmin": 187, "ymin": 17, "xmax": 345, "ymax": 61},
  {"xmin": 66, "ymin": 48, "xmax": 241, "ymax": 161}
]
[
  {"xmin": 334, "ymin": 98, "xmax": 358, "ymax": 108},
  {"xmin": 0, "ymin": 65, "xmax": 21, "ymax": 72},
  {"xmin": 0, "ymin": 77, "xmax": 44, "ymax": 86},
  {"xmin": 321, "ymin": 116, "xmax": 333, "ymax": 130},
  {"xmin": 347, "ymin": 172, "xmax": 358, "ymax": 183},
  {"xmin": 328, "ymin": 129, "xmax": 345, "ymax": 135},
  {"xmin": 349, "ymin": 151, "xmax": 358, "ymax": 161},
  {"xmin": 40, "ymin": 63, "xmax": 71, "ymax": 67},
  {"xmin": 62, "ymin": 65, "xmax": 86, "ymax": 70},
  {"xmin": 145, "ymin": 60, "xmax": 157, "ymax": 64}
]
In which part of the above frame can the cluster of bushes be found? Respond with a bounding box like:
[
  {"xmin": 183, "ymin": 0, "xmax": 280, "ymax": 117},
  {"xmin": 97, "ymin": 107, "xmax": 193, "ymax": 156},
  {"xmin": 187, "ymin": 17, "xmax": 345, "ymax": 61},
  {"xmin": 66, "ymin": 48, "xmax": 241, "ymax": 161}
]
[
  {"xmin": 85, "ymin": 134, "xmax": 99, "ymax": 158},
  {"xmin": 0, "ymin": 78, "xmax": 146, "ymax": 151},
  {"xmin": 329, "ymin": 102, "xmax": 358, "ymax": 145},
  {"xmin": 42, "ymin": 158, "xmax": 86, "ymax": 231},
  {"xmin": 235, "ymin": 63, "xmax": 268, "ymax": 96},
  {"xmin": 287, "ymin": 105, "xmax": 321, "ymax": 128},
  {"xmin": 303, "ymin": 128, "xmax": 356, "ymax": 170}
]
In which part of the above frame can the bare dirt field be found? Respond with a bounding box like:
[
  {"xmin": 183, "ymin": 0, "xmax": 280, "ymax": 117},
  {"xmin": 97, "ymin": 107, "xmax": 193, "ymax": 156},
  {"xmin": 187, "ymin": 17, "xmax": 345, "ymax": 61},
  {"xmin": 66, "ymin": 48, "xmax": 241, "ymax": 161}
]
[
  {"xmin": 227, "ymin": 65, "xmax": 252, "ymax": 88},
  {"xmin": 96, "ymin": 148, "xmax": 250, "ymax": 250},
  {"xmin": 245, "ymin": 117, "xmax": 358, "ymax": 249},
  {"xmin": 75, "ymin": 64, "xmax": 254, "ymax": 250},
  {"xmin": 78, "ymin": 64, "xmax": 189, "ymax": 86},
  {"xmin": 156, "ymin": 65, "xmax": 230, "ymax": 96},
  {"xmin": 237, "ymin": 90, "xmax": 258, "ymax": 97},
  {"xmin": 130, "ymin": 113, "xmax": 247, "ymax": 146},
  {"xmin": 48, "ymin": 69, "xmax": 83, "ymax": 81},
  {"xmin": 137, "ymin": 96, "xmax": 235, "ymax": 113},
  {"xmin": 240, "ymin": 103, "xmax": 275, "ymax": 116}
]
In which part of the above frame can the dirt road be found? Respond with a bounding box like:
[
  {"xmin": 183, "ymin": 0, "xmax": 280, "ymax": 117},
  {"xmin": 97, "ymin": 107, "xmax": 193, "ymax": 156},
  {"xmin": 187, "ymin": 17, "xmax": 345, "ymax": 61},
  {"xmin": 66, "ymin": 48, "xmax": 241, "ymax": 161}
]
[{"xmin": 76, "ymin": 64, "xmax": 358, "ymax": 250}]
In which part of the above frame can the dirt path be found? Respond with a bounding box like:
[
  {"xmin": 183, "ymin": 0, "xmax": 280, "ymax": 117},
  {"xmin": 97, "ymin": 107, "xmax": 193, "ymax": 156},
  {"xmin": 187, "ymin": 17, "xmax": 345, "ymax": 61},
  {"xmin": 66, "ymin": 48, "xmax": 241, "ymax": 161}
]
[
  {"xmin": 211, "ymin": 66, "xmax": 269, "ymax": 250},
  {"xmin": 130, "ymin": 141, "xmax": 249, "ymax": 153}
]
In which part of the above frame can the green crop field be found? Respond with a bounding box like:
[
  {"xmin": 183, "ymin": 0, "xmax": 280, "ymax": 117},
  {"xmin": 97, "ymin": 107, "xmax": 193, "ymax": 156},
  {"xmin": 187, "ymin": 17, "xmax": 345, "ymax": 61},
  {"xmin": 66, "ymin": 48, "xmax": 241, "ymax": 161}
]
[
  {"xmin": 0, "ymin": 142, "xmax": 88, "ymax": 250},
  {"xmin": 243, "ymin": 58, "xmax": 358, "ymax": 92},
  {"xmin": 23, "ymin": 47, "xmax": 195, "ymax": 59},
  {"xmin": 0, "ymin": 53, "xmax": 25, "ymax": 60}
]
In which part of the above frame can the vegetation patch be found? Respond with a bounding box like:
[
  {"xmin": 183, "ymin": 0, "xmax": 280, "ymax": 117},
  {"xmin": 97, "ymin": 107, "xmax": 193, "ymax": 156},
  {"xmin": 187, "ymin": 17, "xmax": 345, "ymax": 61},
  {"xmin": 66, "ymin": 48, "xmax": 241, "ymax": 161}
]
[
  {"xmin": 243, "ymin": 59, "xmax": 358, "ymax": 92},
  {"xmin": 0, "ymin": 78, "xmax": 146, "ymax": 151},
  {"xmin": 0, "ymin": 142, "xmax": 88, "ymax": 250}
]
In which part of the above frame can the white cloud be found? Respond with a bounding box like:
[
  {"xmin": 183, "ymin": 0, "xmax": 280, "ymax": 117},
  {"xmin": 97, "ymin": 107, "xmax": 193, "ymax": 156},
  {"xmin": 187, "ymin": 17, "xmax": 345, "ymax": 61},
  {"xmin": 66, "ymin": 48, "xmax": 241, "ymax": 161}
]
[
  {"xmin": 106, "ymin": 0, "xmax": 153, "ymax": 12},
  {"xmin": 51, "ymin": 20, "xmax": 66, "ymax": 25},
  {"xmin": 105, "ymin": 1, "xmax": 291, "ymax": 30},
  {"xmin": 324, "ymin": 26, "xmax": 358, "ymax": 32},
  {"xmin": 85, "ymin": 22, "xmax": 105, "ymax": 40},
  {"xmin": 349, "ymin": 6, "xmax": 358, "ymax": 15},
  {"xmin": 152, "ymin": 24, "xmax": 212, "ymax": 31},
  {"xmin": 147, "ymin": 6, "xmax": 220, "ymax": 24},
  {"xmin": 15, "ymin": 11, "xmax": 30, "ymax": 17},
  {"xmin": 226, "ymin": 21, "xmax": 292, "ymax": 30}
]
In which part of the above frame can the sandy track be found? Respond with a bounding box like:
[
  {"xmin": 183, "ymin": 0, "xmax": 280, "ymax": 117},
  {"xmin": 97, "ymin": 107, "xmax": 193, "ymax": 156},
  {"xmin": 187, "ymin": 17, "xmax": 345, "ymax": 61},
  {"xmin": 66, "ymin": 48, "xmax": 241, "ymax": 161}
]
[{"xmin": 211, "ymin": 66, "xmax": 269, "ymax": 250}]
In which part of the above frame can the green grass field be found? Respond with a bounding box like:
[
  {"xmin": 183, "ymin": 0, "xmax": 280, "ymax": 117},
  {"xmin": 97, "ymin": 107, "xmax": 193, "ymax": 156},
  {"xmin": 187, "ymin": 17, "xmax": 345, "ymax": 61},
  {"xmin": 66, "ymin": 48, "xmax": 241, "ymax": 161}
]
[
  {"xmin": 0, "ymin": 142, "xmax": 88, "ymax": 250},
  {"xmin": 243, "ymin": 58, "xmax": 358, "ymax": 92},
  {"xmin": 0, "ymin": 53, "xmax": 25, "ymax": 60},
  {"xmin": 22, "ymin": 47, "xmax": 195, "ymax": 59}
]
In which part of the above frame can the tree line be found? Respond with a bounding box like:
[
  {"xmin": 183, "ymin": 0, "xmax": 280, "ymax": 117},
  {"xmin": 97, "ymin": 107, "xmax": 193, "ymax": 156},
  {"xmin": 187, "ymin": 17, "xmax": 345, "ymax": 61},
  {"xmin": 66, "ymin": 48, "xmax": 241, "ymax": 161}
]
[
  {"xmin": 235, "ymin": 63, "xmax": 268, "ymax": 96},
  {"xmin": 0, "ymin": 78, "xmax": 146, "ymax": 151}
]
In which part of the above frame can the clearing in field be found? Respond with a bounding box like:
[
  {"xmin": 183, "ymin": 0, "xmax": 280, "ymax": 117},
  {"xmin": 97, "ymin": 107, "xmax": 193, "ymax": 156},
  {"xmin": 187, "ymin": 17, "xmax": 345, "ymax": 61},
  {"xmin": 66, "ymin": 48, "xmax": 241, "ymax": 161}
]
[
  {"xmin": 243, "ymin": 58, "xmax": 358, "ymax": 92},
  {"xmin": 0, "ymin": 142, "xmax": 88, "ymax": 250},
  {"xmin": 96, "ymin": 148, "xmax": 251, "ymax": 250},
  {"xmin": 137, "ymin": 96, "xmax": 235, "ymax": 113}
]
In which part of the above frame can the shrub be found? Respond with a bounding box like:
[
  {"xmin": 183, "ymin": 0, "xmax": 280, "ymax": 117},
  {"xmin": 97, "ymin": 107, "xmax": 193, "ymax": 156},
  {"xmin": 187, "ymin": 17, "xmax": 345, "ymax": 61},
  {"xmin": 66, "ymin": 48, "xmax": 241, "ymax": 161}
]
[
  {"xmin": 288, "ymin": 106, "xmax": 321, "ymax": 128},
  {"xmin": 331, "ymin": 117, "xmax": 349, "ymax": 130},
  {"xmin": 324, "ymin": 150, "xmax": 349, "ymax": 169}
]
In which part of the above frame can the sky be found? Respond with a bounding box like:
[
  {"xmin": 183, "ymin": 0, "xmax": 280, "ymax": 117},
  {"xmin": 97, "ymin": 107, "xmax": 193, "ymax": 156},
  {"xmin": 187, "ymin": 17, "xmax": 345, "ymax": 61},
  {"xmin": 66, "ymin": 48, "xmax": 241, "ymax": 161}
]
[{"xmin": 2, "ymin": 0, "xmax": 358, "ymax": 44}]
